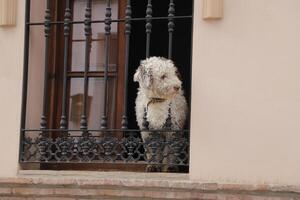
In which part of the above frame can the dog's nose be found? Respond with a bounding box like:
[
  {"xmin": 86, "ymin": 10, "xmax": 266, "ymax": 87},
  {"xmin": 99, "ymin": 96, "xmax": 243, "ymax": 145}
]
[{"xmin": 174, "ymin": 86, "xmax": 180, "ymax": 91}]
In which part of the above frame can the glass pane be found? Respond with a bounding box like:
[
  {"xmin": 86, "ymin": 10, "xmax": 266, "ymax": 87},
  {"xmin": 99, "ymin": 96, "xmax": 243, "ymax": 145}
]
[
  {"xmin": 72, "ymin": 24, "xmax": 84, "ymax": 41},
  {"xmin": 71, "ymin": 0, "xmax": 119, "ymax": 72},
  {"xmin": 68, "ymin": 78, "xmax": 116, "ymax": 130},
  {"xmin": 70, "ymin": 35, "xmax": 118, "ymax": 72},
  {"xmin": 89, "ymin": 34, "xmax": 118, "ymax": 71},
  {"xmin": 70, "ymin": 40, "xmax": 85, "ymax": 71},
  {"xmin": 68, "ymin": 78, "xmax": 84, "ymax": 130},
  {"xmin": 73, "ymin": 0, "xmax": 119, "ymax": 21}
]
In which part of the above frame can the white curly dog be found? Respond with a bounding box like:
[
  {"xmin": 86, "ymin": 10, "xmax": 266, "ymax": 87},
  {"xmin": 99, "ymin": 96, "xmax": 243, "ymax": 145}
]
[{"xmin": 134, "ymin": 56, "xmax": 188, "ymax": 172}]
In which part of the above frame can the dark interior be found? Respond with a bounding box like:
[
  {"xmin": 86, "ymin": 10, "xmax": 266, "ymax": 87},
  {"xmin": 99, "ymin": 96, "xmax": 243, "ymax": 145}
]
[{"xmin": 127, "ymin": 0, "xmax": 193, "ymax": 129}]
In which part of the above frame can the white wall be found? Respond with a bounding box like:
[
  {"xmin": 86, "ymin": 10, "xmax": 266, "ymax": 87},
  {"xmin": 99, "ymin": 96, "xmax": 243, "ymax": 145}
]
[
  {"xmin": 190, "ymin": 0, "xmax": 300, "ymax": 185},
  {"xmin": 0, "ymin": 0, "xmax": 24, "ymax": 177}
]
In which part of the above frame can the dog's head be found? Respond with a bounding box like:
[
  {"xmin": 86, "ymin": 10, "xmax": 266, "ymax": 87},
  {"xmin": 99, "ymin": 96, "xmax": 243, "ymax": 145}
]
[{"xmin": 134, "ymin": 57, "xmax": 182, "ymax": 99}]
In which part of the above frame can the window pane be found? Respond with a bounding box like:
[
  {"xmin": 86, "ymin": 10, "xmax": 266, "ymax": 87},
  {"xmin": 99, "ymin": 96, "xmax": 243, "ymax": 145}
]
[
  {"xmin": 68, "ymin": 77, "xmax": 116, "ymax": 130},
  {"xmin": 68, "ymin": 78, "xmax": 83, "ymax": 130},
  {"xmin": 73, "ymin": 0, "xmax": 119, "ymax": 21},
  {"xmin": 71, "ymin": 0, "xmax": 119, "ymax": 72},
  {"xmin": 70, "ymin": 35, "xmax": 118, "ymax": 72}
]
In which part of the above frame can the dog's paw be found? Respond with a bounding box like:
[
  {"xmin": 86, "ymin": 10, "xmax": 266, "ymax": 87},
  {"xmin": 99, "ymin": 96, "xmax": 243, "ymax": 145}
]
[{"xmin": 146, "ymin": 165, "xmax": 162, "ymax": 172}]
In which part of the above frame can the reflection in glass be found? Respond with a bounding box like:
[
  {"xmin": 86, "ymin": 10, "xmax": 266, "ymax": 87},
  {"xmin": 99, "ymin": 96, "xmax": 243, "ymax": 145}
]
[
  {"xmin": 68, "ymin": 78, "xmax": 116, "ymax": 130},
  {"xmin": 71, "ymin": 0, "xmax": 119, "ymax": 72}
]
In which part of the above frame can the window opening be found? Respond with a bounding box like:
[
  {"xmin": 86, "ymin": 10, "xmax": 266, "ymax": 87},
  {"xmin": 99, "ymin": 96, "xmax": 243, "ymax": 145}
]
[{"xmin": 20, "ymin": 0, "xmax": 193, "ymax": 173}]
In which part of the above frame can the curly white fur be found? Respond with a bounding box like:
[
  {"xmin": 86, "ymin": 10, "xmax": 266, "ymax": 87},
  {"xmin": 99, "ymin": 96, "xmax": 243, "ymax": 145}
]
[
  {"xmin": 134, "ymin": 57, "xmax": 188, "ymax": 172},
  {"xmin": 134, "ymin": 57, "xmax": 187, "ymax": 130}
]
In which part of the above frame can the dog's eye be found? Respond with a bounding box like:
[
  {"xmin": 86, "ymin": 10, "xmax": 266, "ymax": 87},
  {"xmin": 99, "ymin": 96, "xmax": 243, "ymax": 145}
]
[{"xmin": 161, "ymin": 75, "xmax": 167, "ymax": 79}]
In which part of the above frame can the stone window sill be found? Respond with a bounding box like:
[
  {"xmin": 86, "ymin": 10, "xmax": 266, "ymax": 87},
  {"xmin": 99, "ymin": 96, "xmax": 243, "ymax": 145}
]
[{"xmin": 0, "ymin": 170, "xmax": 298, "ymax": 199}]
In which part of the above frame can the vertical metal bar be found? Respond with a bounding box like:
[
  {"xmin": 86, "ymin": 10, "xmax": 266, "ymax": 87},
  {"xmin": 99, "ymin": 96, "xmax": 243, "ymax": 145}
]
[
  {"xmin": 60, "ymin": 0, "xmax": 71, "ymax": 132},
  {"xmin": 40, "ymin": 0, "xmax": 51, "ymax": 130},
  {"xmin": 168, "ymin": 0, "xmax": 175, "ymax": 59},
  {"xmin": 142, "ymin": 0, "xmax": 153, "ymax": 130},
  {"xmin": 121, "ymin": 0, "xmax": 131, "ymax": 130},
  {"xmin": 165, "ymin": 0, "xmax": 175, "ymax": 130},
  {"xmin": 19, "ymin": 0, "xmax": 31, "ymax": 162},
  {"xmin": 80, "ymin": 0, "xmax": 92, "ymax": 133},
  {"xmin": 20, "ymin": 0, "xmax": 31, "ymax": 130},
  {"xmin": 145, "ymin": 0, "xmax": 152, "ymax": 58},
  {"xmin": 100, "ymin": 0, "xmax": 112, "ymax": 129}
]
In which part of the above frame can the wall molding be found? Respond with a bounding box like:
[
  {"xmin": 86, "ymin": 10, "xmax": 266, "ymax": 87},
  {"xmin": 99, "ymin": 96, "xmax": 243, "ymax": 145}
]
[
  {"xmin": 203, "ymin": 0, "xmax": 223, "ymax": 20},
  {"xmin": 0, "ymin": 0, "xmax": 17, "ymax": 26}
]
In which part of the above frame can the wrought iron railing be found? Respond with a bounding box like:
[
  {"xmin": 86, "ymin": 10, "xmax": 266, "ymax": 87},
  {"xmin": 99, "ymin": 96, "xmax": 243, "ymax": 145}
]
[
  {"xmin": 21, "ymin": 129, "xmax": 189, "ymax": 167},
  {"xmin": 20, "ymin": 0, "xmax": 193, "ymax": 171}
]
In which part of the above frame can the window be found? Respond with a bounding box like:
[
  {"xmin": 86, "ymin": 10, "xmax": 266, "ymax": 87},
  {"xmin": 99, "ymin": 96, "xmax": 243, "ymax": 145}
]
[{"xmin": 20, "ymin": 0, "xmax": 193, "ymax": 172}]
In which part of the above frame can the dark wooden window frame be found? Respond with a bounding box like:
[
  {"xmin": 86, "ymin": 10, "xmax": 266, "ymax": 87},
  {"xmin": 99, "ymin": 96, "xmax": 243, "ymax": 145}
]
[{"xmin": 47, "ymin": 0, "xmax": 126, "ymax": 131}]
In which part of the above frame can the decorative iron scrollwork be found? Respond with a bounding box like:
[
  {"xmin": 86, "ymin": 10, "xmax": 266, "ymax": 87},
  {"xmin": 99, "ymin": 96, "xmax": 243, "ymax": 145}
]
[
  {"xmin": 121, "ymin": 134, "xmax": 141, "ymax": 162},
  {"xmin": 21, "ymin": 130, "xmax": 189, "ymax": 168},
  {"xmin": 37, "ymin": 134, "xmax": 52, "ymax": 162},
  {"xmin": 99, "ymin": 134, "xmax": 118, "ymax": 162},
  {"xmin": 76, "ymin": 134, "xmax": 98, "ymax": 162},
  {"xmin": 54, "ymin": 136, "xmax": 74, "ymax": 162}
]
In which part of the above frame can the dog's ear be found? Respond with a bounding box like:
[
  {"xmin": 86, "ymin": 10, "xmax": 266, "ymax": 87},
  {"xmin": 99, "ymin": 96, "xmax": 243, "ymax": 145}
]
[
  {"xmin": 134, "ymin": 60, "xmax": 146, "ymax": 82},
  {"xmin": 133, "ymin": 68, "xmax": 141, "ymax": 82},
  {"xmin": 134, "ymin": 63, "xmax": 153, "ymax": 88},
  {"xmin": 142, "ymin": 69, "xmax": 153, "ymax": 88}
]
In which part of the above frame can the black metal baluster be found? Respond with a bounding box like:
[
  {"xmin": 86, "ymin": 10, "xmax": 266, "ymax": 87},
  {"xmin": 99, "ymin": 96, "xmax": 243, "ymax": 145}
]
[
  {"xmin": 77, "ymin": 1, "xmax": 95, "ymax": 161},
  {"xmin": 40, "ymin": 0, "xmax": 51, "ymax": 131},
  {"xmin": 168, "ymin": 0, "xmax": 175, "ymax": 59},
  {"xmin": 100, "ymin": 0, "xmax": 112, "ymax": 129},
  {"xmin": 145, "ymin": 0, "xmax": 152, "ymax": 58},
  {"xmin": 38, "ymin": 0, "xmax": 51, "ymax": 161},
  {"xmin": 163, "ymin": 0, "xmax": 175, "ymax": 131},
  {"xmin": 121, "ymin": 0, "xmax": 132, "ymax": 130},
  {"xmin": 60, "ymin": 0, "xmax": 71, "ymax": 132},
  {"xmin": 80, "ymin": 0, "xmax": 92, "ymax": 134},
  {"xmin": 142, "ymin": 0, "xmax": 153, "ymax": 130},
  {"xmin": 19, "ymin": 0, "xmax": 31, "ymax": 162},
  {"xmin": 20, "ymin": 0, "xmax": 31, "ymax": 131}
]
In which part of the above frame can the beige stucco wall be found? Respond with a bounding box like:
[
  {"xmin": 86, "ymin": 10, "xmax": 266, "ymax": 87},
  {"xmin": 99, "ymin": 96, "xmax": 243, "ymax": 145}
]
[
  {"xmin": 0, "ymin": 0, "xmax": 300, "ymax": 186},
  {"xmin": 0, "ymin": 0, "xmax": 24, "ymax": 177},
  {"xmin": 190, "ymin": 0, "xmax": 300, "ymax": 185}
]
